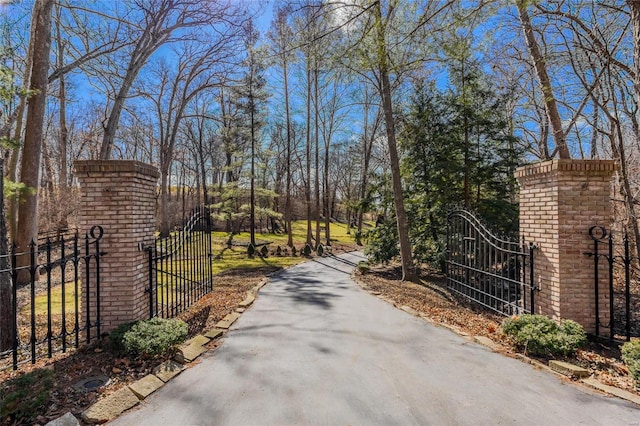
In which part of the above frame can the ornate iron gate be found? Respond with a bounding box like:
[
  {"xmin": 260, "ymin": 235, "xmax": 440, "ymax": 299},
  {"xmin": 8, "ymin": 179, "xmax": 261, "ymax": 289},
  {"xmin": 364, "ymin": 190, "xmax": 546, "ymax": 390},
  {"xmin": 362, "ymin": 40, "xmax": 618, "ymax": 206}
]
[
  {"xmin": 147, "ymin": 206, "xmax": 214, "ymax": 319},
  {"xmin": 445, "ymin": 210, "xmax": 536, "ymax": 315},
  {"xmin": 1, "ymin": 226, "xmax": 104, "ymax": 371},
  {"xmin": 587, "ymin": 225, "xmax": 639, "ymax": 342}
]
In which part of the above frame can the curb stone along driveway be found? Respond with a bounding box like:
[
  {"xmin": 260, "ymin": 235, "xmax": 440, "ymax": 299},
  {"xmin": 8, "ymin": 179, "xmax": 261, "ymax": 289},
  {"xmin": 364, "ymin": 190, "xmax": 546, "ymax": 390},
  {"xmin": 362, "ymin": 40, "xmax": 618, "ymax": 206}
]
[{"xmin": 111, "ymin": 251, "xmax": 639, "ymax": 425}]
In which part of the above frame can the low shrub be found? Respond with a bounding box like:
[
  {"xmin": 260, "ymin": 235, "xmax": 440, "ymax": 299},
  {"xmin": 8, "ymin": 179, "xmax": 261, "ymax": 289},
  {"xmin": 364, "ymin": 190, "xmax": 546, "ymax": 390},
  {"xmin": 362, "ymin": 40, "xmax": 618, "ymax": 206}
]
[
  {"xmin": 621, "ymin": 340, "xmax": 640, "ymax": 387},
  {"xmin": 501, "ymin": 314, "xmax": 587, "ymax": 356},
  {"xmin": 111, "ymin": 317, "xmax": 188, "ymax": 357},
  {"xmin": 108, "ymin": 321, "xmax": 136, "ymax": 354}
]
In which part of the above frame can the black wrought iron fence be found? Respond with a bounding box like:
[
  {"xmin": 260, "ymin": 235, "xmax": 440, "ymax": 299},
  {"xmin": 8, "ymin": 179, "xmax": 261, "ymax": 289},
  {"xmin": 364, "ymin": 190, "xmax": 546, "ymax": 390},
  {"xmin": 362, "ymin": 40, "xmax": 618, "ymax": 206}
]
[
  {"xmin": 0, "ymin": 226, "xmax": 104, "ymax": 371},
  {"xmin": 147, "ymin": 206, "xmax": 214, "ymax": 319},
  {"xmin": 445, "ymin": 210, "xmax": 537, "ymax": 316},
  {"xmin": 587, "ymin": 225, "xmax": 639, "ymax": 342}
]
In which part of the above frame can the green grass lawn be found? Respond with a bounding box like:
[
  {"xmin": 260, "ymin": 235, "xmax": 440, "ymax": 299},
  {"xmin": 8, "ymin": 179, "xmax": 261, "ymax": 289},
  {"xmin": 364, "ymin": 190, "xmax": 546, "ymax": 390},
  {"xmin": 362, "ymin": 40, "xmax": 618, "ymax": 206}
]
[
  {"xmin": 22, "ymin": 283, "xmax": 79, "ymax": 316},
  {"xmin": 26, "ymin": 220, "xmax": 357, "ymax": 315}
]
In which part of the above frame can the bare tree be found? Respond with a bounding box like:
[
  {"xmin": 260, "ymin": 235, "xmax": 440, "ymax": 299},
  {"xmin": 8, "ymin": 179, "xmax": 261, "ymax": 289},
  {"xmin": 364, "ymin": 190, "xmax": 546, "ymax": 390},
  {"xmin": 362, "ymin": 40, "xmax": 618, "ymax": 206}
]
[
  {"xmin": 15, "ymin": 0, "xmax": 54, "ymax": 284},
  {"xmin": 514, "ymin": 0, "xmax": 571, "ymax": 159},
  {"xmin": 268, "ymin": 4, "xmax": 295, "ymax": 247},
  {"xmin": 142, "ymin": 35, "xmax": 237, "ymax": 236},
  {"xmin": 98, "ymin": 0, "xmax": 242, "ymax": 159}
]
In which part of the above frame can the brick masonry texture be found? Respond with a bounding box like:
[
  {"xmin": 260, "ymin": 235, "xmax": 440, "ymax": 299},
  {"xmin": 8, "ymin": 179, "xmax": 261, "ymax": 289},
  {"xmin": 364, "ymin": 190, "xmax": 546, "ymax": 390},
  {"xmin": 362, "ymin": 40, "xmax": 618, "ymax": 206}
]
[
  {"xmin": 75, "ymin": 160, "xmax": 159, "ymax": 333},
  {"xmin": 516, "ymin": 159, "xmax": 616, "ymax": 334}
]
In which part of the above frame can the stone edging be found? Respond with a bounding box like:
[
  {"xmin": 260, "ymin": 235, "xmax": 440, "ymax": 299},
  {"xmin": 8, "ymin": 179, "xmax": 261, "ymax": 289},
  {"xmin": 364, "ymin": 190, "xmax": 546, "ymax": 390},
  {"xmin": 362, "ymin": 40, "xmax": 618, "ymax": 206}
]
[
  {"xmin": 46, "ymin": 278, "xmax": 270, "ymax": 426},
  {"xmin": 352, "ymin": 275, "xmax": 640, "ymax": 407}
]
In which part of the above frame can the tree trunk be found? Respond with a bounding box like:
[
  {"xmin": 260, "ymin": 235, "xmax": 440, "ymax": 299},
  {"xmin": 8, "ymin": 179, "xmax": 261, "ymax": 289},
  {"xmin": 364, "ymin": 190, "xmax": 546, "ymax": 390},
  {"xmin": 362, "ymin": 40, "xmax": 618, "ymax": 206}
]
[
  {"xmin": 515, "ymin": 0, "xmax": 570, "ymax": 159},
  {"xmin": 305, "ymin": 47, "xmax": 313, "ymax": 246},
  {"xmin": 374, "ymin": 1, "xmax": 416, "ymax": 282},
  {"xmin": 56, "ymin": 3, "xmax": 69, "ymax": 230},
  {"xmin": 284, "ymin": 66, "xmax": 293, "ymax": 247},
  {"xmin": 323, "ymin": 142, "xmax": 331, "ymax": 246},
  {"xmin": 6, "ymin": 5, "xmax": 37, "ymax": 242},
  {"xmin": 250, "ymin": 95, "xmax": 256, "ymax": 247},
  {"xmin": 16, "ymin": 0, "xmax": 54, "ymax": 284},
  {"xmin": 159, "ymin": 165, "xmax": 170, "ymax": 237},
  {"xmin": 0, "ymin": 159, "xmax": 14, "ymax": 351},
  {"xmin": 357, "ymin": 89, "xmax": 377, "ymax": 244},
  {"xmin": 314, "ymin": 66, "xmax": 321, "ymax": 248}
]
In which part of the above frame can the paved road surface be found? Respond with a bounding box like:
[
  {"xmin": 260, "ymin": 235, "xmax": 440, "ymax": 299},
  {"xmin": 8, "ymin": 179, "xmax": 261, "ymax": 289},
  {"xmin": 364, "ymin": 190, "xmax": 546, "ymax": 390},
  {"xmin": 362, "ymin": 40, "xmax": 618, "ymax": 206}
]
[{"xmin": 112, "ymin": 251, "xmax": 639, "ymax": 425}]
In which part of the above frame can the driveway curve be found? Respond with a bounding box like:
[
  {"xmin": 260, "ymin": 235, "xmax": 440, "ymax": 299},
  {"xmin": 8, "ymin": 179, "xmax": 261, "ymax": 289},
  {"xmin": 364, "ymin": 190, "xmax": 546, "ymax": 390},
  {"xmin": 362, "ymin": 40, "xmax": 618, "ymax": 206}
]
[{"xmin": 111, "ymin": 251, "xmax": 639, "ymax": 425}]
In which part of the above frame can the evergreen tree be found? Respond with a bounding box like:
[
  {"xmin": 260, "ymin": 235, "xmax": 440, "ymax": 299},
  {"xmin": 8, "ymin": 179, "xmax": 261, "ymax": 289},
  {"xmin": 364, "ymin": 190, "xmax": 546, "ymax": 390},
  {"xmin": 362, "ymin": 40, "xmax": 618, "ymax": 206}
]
[
  {"xmin": 397, "ymin": 64, "xmax": 521, "ymax": 268},
  {"xmin": 233, "ymin": 20, "xmax": 270, "ymax": 246}
]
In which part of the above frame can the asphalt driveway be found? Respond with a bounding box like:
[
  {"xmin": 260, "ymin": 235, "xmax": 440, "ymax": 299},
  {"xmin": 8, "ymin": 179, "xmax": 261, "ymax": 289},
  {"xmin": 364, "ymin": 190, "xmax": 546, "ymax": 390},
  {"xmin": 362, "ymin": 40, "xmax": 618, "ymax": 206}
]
[{"xmin": 111, "ymin": 251, "xmax": 639, "ymax": 425}]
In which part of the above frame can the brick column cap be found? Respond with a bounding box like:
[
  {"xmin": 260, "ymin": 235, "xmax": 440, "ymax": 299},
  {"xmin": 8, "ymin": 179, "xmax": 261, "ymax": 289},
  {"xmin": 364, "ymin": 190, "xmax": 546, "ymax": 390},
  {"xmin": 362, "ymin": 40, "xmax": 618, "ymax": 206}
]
[
  {"xmin": 515, "ymin": 159, "xmax": 617, "ymax": 182},
  {"xmin": 74, "ymin": 160, "xmax": 159, "ymax": 179}
]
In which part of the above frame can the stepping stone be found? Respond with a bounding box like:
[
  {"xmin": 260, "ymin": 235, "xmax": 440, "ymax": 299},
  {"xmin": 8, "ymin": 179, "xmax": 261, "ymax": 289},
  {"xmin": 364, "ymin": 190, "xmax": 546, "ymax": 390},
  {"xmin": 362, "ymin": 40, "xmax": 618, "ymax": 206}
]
[
  {"xmin": 582, "ymin": 378, "xmax": 640, "ymax": 405},
  {"xmin": 153, "ymin": 360, "xmax": 185, "ymax": 383},
  {"xmin": 185, "ymin": 334, "xmax": 210, "ymax": 347},
  {"xmin": 129, "ymin": 375, "xmax": 164, "ymax": 399},
  {"xmin": 252, "ymin": 279, "xmax": 268, "ymax": 294},
  {"xmin": 215, "ymin": 312, "xmax": 241, "ymax": 329},
  {"xmin": 81, "ymin": 387, "xmax": 139, "ymax": 424},
  {"xmin": 174, "ymin": 343, "xmax": 208, "ymax": 364},
  {"xmin": 549, "ymin": 360, "xmax": 590, "ymax": 378},
  {"xmin": 203, "ymin": 329, "xmax": 224, "ymax": 340},
  {"xmin": 474, "ymin": 336, "xmax": 499, "ymax": 351},
  {"xmin": 239, "ymin": 293, "xmax": 256, "ymax": 307}
]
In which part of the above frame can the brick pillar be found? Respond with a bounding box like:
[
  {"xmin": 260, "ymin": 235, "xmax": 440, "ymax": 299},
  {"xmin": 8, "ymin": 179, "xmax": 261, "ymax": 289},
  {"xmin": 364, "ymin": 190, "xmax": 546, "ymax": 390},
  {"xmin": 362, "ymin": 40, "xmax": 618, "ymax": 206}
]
[
  {"xmin": 74, "ymin": 160, "xmax": 159, "ymax": 334},
  {"xmin": 515, "ymin": 159, "xmax": 616, "ymax": 334}
]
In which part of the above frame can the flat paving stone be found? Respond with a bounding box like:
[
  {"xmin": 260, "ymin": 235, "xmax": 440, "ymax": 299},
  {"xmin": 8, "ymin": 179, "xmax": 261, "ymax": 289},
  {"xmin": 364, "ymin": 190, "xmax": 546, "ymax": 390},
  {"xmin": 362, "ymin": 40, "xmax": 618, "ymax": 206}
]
[
  {"xmin": 238, "ymin": 293, "xmax": 255, "ymax": 308},
  {"xmin": 173, "ymin": 343, "xmax": 208, "ymax": 364},
  {"xmin": 549, "ymin": 360, "xmax": 590, "ymax": 378},
  {"xmin": 215, "ymin": 312, "xmax": 241, "ymax": 329},
  {"xmin": 474, "ymin": 336, "xmax": 500, "ymax": 351},
  {"xmin": 152, "ymin": 360, "xmax": 185, "ymax": 383},
  {"xmin": 81, "ymin": 387, "xmax": 139, "ymax": 424},
  {"xmin": 129, "ymin": 375, "xmax": 165, "ymax": 399},
  {"xmin": 203, "ymin": 329, "xmax": 224, "ymax": 340},
  {"xmin": 582, "ymin": 378, "xmax": 640, "ymax": 405},
  {"xmin": 186, "ymin": 334, "xmax": 210, "ymax": 347}
]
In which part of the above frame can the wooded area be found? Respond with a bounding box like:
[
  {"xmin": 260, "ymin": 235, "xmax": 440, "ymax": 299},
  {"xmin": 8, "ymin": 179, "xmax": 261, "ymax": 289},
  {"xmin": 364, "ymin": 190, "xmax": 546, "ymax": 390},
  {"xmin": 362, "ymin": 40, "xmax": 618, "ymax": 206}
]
[{"xmin": 1, "ymin": 0, "xmax": 639, "ymax": 287}]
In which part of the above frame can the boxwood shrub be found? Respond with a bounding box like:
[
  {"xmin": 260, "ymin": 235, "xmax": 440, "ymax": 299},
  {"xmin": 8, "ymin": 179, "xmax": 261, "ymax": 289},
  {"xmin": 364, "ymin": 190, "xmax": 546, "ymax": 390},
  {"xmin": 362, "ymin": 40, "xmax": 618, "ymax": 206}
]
[
  {"xmin": 621, "ymin": 340, "xmax": 640, "ymax": 387},
  {"xmin": 501, "ymin": 314, "xmax": 587, "ymax": 356},
  {"xmin": 110, "ymin": 317, "xmax": 188, "ymax": 357}
]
